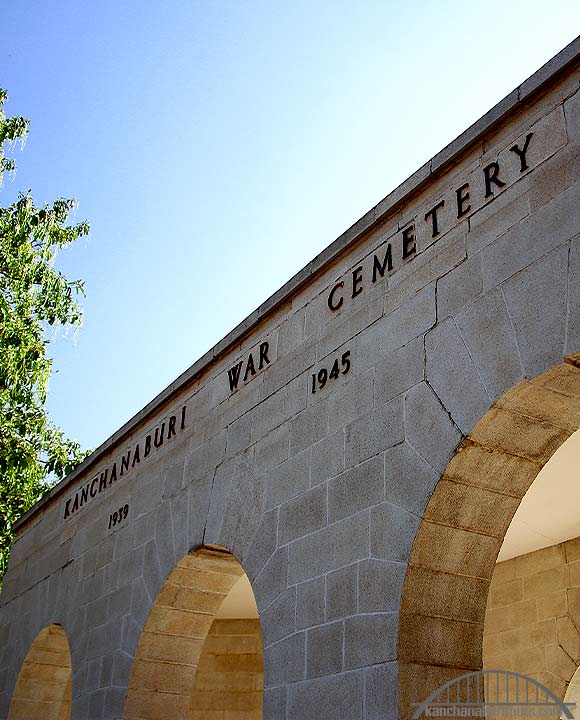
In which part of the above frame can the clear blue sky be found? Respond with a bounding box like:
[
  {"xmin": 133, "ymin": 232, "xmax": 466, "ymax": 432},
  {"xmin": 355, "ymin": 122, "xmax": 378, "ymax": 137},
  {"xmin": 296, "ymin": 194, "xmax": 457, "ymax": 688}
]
[{"xmin": 3, "ymin": 1, "xmax": 580, "ymax": 452}]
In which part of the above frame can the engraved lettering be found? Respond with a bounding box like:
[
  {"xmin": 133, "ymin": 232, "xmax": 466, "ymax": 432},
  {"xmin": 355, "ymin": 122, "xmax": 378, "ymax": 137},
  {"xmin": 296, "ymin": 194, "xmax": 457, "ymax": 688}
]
[
  {"xmin": 425, "ymin": 200, "xmax": 445, "ymax": 238},
  {"xmin": 227, "ymin": 361, "xmax": 244, "ymax": 391},
  {"xmin": 483, "ymin": 161, "xmax": 506, "ymax": 197},
  {"xmin": 243, "ymin": 353, "xmax": 256, "ymax": 382},
  {"xmin": 402, "ymin": 226, "xmax": 416, "ymax": 259},
  {"xmin": 510, "ymin": 132, "xmax": 533, "ymax": 172},
  {"xmin": 372, "ymin": 245, "xmax": 392, "ymax": 282},
  {"xmin": 328, "ymin": 281, "xmax": 344, "ymax": 311},
  {"xmin": 259, "ymin": 342, "xmax": 270, "ymax": 369},
  {"xmin": 351, "ymin": 266, "xmax": 363, "ymax": 298},
  {"xmin": 456, "ymin": 183, "xmax": 471, "ymax": 218}
]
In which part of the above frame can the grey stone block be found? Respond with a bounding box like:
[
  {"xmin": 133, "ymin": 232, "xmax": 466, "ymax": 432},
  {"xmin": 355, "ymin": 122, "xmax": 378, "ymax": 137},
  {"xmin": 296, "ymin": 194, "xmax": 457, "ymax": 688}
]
[
  {"xmin": 328, "ymin": 456, "xmax": 384, "ymax": 523},
  {"xmin": 88, "ymin": 689, "xmax": 105, "ymax": 720},
  {"xmin": 358, "ymin": 559, "xmax": 406, "ymax": 613},
  {"xmin": 437, "ymin": 254, "xmax": 483, "ymax": 320},
  {"xmin": 279, "ymin": 485, "xmax": 327, "ymax": 545},
  {"xmin": 370, "ymin": 502, "xmax": 420, "ymax": 563},
  {"xmin": 86, "ymin": 595, "xmax": 108, "ymax": 630},
  {"xmin": 243, "ymin": 508, "xmax": 278, "ymax": 580},
  {"xmin": 201, "ymin": 460, "xmax": 233, "ymax": 545},
  {"xmin": 101, "ymin": 559, "xmax": 120, "ymax": 598},
  {"xmin": 455, "ymin": 288, "xmax": 524, "ymax": 402},
  {"xmin": 503, "ymin": 243, "xmax": 568, "ymax": 378},
  {"xmin": 224, "ymin": 374, "xmax": 264, "ymax": 425},
  {"xmin": 121, "ymin": 614, "xmax": 142, "ymax": 655},
  {"xmin": 86, "ymin": 657, "xmax": 102, "ymax": 692},
  {"xmin": 307, "ymin": 621, "xmax": 344, "ymax": 678},
  {"xmin": 226, "ymin": 411, "xmax": 252, "ymax": 457},
  {"xmin": 311, "ymin": 430, "xmax": 345, "ymax": 486},
  {"xmin": 119, "ymin": 543, "xmax": 145, "ymax": 585},
  {"xmin": 388, "ymin": 226, "xmax": 466, "ymax": 307},
  {"xmin": 0, "ymin": 694, "xmax": 9, "ymax": 720},
  {"xmin": 266, "ymin": 449, "xmax": 311, "ymax": 509},
  {"xmin": 142, "ymin": 540, "xmax": 163, "ymax": 603},
  {"xmin": 170, "ymin": 489, "xmax": 189, "ymax": 560},
  {"xmin": 288, "ymin": 511, "xmax": 369, "ymax": 584},
  {"xmin": 72, "ymin": 694, "xmax": 89, "ymax": 720},
  {"xmin": 566, "ymin": 235, "xmax": 580, "ymax": 354},
  {"xmin": 130, "ymin": 577, "xmax": 151, "ymax": 629},
  {"xmin": 345, "ymin": 395, "xmax": 404, "ymax": 468},
  {"xmin": 564, "ymin": 89, "xmax": 580, "ymax": 141},
  {"xmin": 186, "ymin": 430, "xmax": 226, "ymax": 481},
  {"xmin": 374, "ymin": 336, "xmax": 424, "ymax": 406},
  {"xmin": 253, "ymin": 547, "xmax": 288, "ymax": 610},
  {"xmin": 261, "ymin": 587, "xmax": 296, "ymax": 647},
  {"xmin": 404, "ymin": 382, "xmax": 462, "ymax": 473},
  {"xmin": 219, "ymin": 453, "xmax": 265, "ymax": 561},
  {"xmin": 327, "ymin": 370, "xmax": 374, "ymax": 435},
  {"xmin": 103, "ymin": 686, "xmax": 125, "ymax": 720},
  {"xmin": 108, "ymin": 584, "xmax": 132, "ymax": 620},
  {"xmin": 95, "ymin": 534, "xmax": 116, "ymax": 569},
  {"xmin": 112, "ymin": 650, "xmax": 133, "ymax": 686},
  {"xmin": 86, "ymin": 617, "xmax": 124, "ymax": 660},
  {"xmin": 326, "ymin": 563, "xmax": 357, "ymax": 622},
  {"xmin": 317, "ymin": 296, "xmax": 383, "ymax": 360},
  {"xmin": 255, "ymin": 424, "xmax": 289, "ymax": 471},
  {"xmin": 481, "ymin": 180, "xmax": 580, "ymax": 290},
  {"xmin": 290, "ymin": 399, "xmax": 329, "ymax": 457},
  {"xmin": 529, "ymin": 142, "xmax": 580, "ymax": 212},
  {"xmin": 162, "ymin": 459, "xmax": 184, "ymax": 499},
  {"xmin": 296, "ymin": 577, "xmax": 325, "ymax": 629},
  {"xmin": 278, "ymin": 308, "xmax": 306, "ymax": 355},
  {"xmin": 384, "ymin": 443, "xmax": 438, "ymax": 517},
  {"xmin": 264, "ymin": 337, "xmax": 316, "ymax": 396},
  {"xmin": 425, "ymin": 318, "xmax": 491, "ymax": 434},
  {"xmin": 154, "ymin": 501, "xmax": 175, "ymax": 577},
  {"xmin": 304, "ymin": 292, "xmax": 325, "ymax": 339},
  {"xmin": 344, "ymin": 613, "xmax": 397, "ymax": 669},
  {"xmin": 364, "ymin": 662, "xmax": 398, "ymax": 720},
  {"xmin": 252, "ymin": 375, "xmax": 308, "ymax": 441},
  {"xmin": 264, "ymin": 686, "xmax": 287, "ymax": 720},
  {"xmin": 358, "ymin": 284, "xmax": 436, "ymax": 371},
  {"xmin": 132, "ymin": 477, "xmax": 162, "ymax": 519},
  {"xmin": 287, "ymin": 670, "xmax": 364, "ymax": 720},
  {"xmin": 264, "ymin": 632, "xmax": 306, "ymax": 687},
  {"xmin": 467, "ymin": 188, "xmax": 530, "ymax": 255},
  {"xmin": 82, "ymin": 547, "xmax": 98, "ymax": 579},
  {"xmin": 99, "ymin": 653, "xmax": 113, "ymax": 687}
]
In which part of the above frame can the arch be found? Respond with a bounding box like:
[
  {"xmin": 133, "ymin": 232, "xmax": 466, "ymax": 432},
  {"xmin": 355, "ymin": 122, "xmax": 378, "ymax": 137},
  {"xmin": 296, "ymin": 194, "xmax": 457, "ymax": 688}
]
[
  {"xmin": 124, "ymin": 545, "xmax": 263, "ymax": 720},
  {"xmin": 7, "ymin": 624, "xmax": 72, "ymax": 720},
  {"xmin": 398, "ymin": 356, "xmax": 580, "ymax": 719}
]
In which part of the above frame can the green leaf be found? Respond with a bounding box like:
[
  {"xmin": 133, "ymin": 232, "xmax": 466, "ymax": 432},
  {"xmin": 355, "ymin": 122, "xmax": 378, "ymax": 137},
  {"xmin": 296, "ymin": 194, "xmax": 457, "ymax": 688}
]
[{"xmin": 0, "ymin": 88, "xmax": 91, "ymax": 585}]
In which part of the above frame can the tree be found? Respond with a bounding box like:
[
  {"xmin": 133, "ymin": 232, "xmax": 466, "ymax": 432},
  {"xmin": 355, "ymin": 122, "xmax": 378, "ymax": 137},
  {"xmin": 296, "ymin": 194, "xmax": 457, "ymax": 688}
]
[{"xmin": 0, "ymin": 88, "xmax": 90, "ymax": 584}]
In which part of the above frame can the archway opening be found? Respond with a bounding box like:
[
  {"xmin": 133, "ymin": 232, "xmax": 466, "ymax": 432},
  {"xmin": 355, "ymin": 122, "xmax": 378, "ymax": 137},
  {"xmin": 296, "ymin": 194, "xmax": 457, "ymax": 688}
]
[
  {"xmin": 483, "ymin": 427, "xmax": 580, "ymax": 702},
  {"xmin": 7, "ymin": 624, "xmax": 72, "ymax": 720},
  {"xmin": 398, "ymin": 358, "xmax": 580, "ymax": 718},
  {"xmin": 124, "ymin": 545, "xmax": 263, "ymax": 720}
]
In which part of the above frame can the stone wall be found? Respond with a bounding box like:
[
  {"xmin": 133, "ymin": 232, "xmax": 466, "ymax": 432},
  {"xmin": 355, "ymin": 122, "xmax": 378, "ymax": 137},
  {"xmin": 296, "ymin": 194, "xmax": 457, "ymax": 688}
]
[
  {"xmin": 2, "ymin": 37, "xmax": 580, "ymax": 720},
  {"xmin": 484, "ymin": 539, "xmax": 580, "ymax": 700}
]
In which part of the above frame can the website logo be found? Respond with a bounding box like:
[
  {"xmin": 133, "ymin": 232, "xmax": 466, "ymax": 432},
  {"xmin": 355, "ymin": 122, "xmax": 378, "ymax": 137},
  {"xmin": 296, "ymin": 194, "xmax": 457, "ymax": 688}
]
[{"xmin": 413, "ymin": 669, "xmax": 575, "ymax": 718}]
